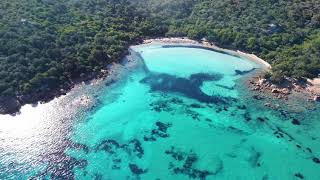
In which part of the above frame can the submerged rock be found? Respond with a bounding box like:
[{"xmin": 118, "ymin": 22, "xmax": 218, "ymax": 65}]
[
  {"xmin": 140, "ymin": 72, "xmax": 234, "ymax": 105},
  {"xmin": 253, "ymin": 95, "xmax": 264, "ymax": 100},
  {"xmin": 247, "ymin": 149, "xmax": 262, "ymax": 168},
  {"xmin": 150, "ymin": 100, "xmax": 173, "ymax": 112},
  {"xmin": 237, "ymin": 105, "xmax": 247, "ymax": 110},
  {"xmin": 190, "ymin": 103, "xmax": 203, "ymax": 108},
  {"xmin": 97, "ymin": 139, "xmax": 120, "ymax": 154},
  {"xmin": 291, "ymin": 119, "xmax": 301, "ymax": 125},
  {"xmin": 244, "ymin": 112, "xmax": 252, "ymax": 121},
  {"xmin": 294, "ymin": 173, "xmax": 304, "ymax": 179},
  {"xmin": 257, "ymin": 117, "xmax": 268, "ymax": 122},
  {"xmin": 165, "ymin": 147, "xmax": 185, "ymax": 161},
  {"xmin": 156, "ymin": 121, "xmax": 172, "ymax": 132},
  {"xmin": 306, "ymin": 147, "xmax": 312, "ymax": 153},
  {"xmin": 149, "ymin": 100, "xmax": 173, "ymax": 112},
  {"xmin": 128, "ymin": 139, "xmax": 144, "ymax": 158},
  {"xmin": 205, "ymin": 118, "xmax": 212, "ymax": 122},
  {"xmin": 97, "ymin": 139, "xmax": 144, "ymax": 158},
  {"xmin": 234, "ymin": 68, "xmax": 256, "ymax": 75},
  {"xmin": 165, "ymin": 147, "xmax": 213, "ymax": 179},
  {"xmin": 170, "ymin": 97, "xmax": 183, "ymax": 104},
  {"xmin": 312, "ymin": 157, "xmax": 320, "ymax": 164},
  {"xmin": 129, "ymin": 164, "xmax": 147, "ymax": 175},
  {"xmin": 314, "ymin": 95, "xmax": 320, "ymax": 102},
  {"xmin": 144, "ymin": 121, "xmax": 172, "ymax": 142}
]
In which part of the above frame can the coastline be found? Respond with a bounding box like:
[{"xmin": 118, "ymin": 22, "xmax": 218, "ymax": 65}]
[
  {"xmin": 143, "ymin": 37, "xmax": 319, "ymax": 103},
  {"xmin": 0, "ymin": 50, "xmax": 141, "ymax": 116},
  {"xmin": 143, "ymin": 37, "xmax": 272, "ymax": 70},
  {"xmin": 307, "ymin": 78, "xmax": 320, "ymax": 95},
  {"xmin": 1, "ymin": 37, "xmax": 318, "ymax": 115}
]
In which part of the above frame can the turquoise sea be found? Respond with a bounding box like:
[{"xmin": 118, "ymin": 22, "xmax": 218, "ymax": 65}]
[{"xmin": 0, "ymin": 44, "xmax": 319, "ymax": 179}]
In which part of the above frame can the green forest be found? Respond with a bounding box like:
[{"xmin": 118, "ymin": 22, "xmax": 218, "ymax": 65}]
[{"xmin": 0, "ymin": 0, "xmax": 320, "ymax": 101}]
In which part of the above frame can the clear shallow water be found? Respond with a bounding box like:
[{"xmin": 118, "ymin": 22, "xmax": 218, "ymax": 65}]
[{"xmin": 0, "ymin": 44, "xmax": 320, "ymax": 179}]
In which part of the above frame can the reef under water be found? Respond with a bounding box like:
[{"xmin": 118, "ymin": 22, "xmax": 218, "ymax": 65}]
[
  {"xmin": 0, "ymin": 44, "xmax": 319, "ymax": 180},
  {"xmin": 140, "ymin": 72, "xmax": 235, "ymax": 105}
]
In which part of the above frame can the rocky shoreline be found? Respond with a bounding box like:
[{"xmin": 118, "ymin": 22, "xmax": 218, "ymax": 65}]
[
  {"xmin": 0, "ymin": 48, "xmax": 141, "ymax": 115},
  {"xmin": 247, "ymin": 71, "xmax": 320, "ymax": 105},
  {"xmin": 1, "ymin": 37, "xmax": 318, "ymax": 115},
  {"xmin": 0, "ymin": 68, "xmax": 112, "ymax": 115}
]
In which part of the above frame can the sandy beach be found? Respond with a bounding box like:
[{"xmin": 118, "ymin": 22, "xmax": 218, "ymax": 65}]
[
  {"xmin": 143, "ymin": 37, "xmax": 272, "ymax": 70},
  {"xmin": 143, "ymin": 37, "xmax": 319, "ymax": 101}
]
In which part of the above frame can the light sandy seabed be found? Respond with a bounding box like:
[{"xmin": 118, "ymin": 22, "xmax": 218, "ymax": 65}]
[
  {"xmin": 143, "ymin": 37, "xmax": 272, "ymax": 70},
  {"xmin": 144, "ymin": 38, "xmax": 320, "ymax": 97}
]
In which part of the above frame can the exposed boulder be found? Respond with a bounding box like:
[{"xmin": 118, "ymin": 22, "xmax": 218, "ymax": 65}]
[
  {"xmin": 258, "ymin": 78, "xmax": 267, "ymax": 85},
  {"xmin": 270, "ymin": 88, "xmax": 290, "ymax": 95},
  {"xmin": 313, "ymin": 95, "xmax": 320, "ymax": 102},
  {"xmin": 281, "ymin": 88, "xmax": 290, "ymax": 95}
]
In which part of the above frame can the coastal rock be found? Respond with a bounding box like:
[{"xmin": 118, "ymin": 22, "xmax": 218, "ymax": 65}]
[
  {"xmin": 253, "ymin": 87, "xmax": 260, "ymax": 91},
  {"xmin": 281, "ymin": 88, "xmax": 290, "ymax": 95},
  {"xmin": 313, "ymin": 96, "xmax": 320, "ymax": 102},
  {"xmin": 0, "ymin": 96, "xmax": 21, "ymax": 114},
  {"xmin": 272, "ymin": 89, "xmax": 280, "ymax": 93},
  {"xmin": 258, "ymin": 78, "xmax": 267, "ymax": 85},
  {"xmin": 100, "ymin": 69, "xmax": 108, "ymax": 74}
]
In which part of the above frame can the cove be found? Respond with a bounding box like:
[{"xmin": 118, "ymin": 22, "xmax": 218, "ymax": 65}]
[{"xmin": 0, "ymin": 44, "xmax": 320, "ymax": 179}]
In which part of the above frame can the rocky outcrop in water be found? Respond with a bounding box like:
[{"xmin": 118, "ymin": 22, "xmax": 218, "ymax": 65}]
[{"xmin": 248, "ymin": 75, "xmax": 320, "ymax": 103}]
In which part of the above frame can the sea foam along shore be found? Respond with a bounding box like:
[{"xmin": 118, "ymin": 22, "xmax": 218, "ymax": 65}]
[{"xmin": 143, "ymin": 37, "xmax": 272, "ymax": 70}]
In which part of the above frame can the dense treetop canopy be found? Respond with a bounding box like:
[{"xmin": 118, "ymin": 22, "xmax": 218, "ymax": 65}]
[
  {"xmin": 0, "ymin": 0, "xmax": 319, "ymax": 99},
  {"xmin": 0, "ymin": 0, "xmax": 163, "ymax": 97},
  {"xmin": 138, "ymin": 0, "xmax": 320, "ymax": 81}
]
